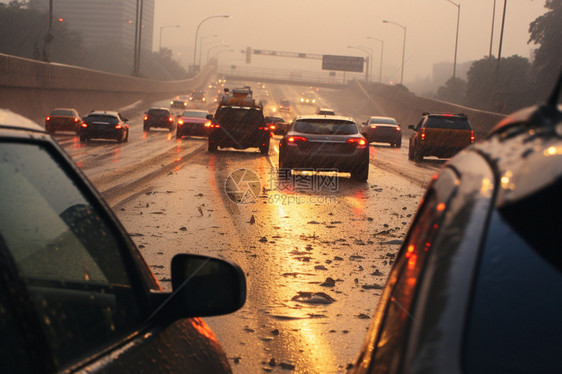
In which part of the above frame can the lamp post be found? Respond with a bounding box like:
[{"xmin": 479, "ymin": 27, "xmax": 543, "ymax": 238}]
[
  {"xmin": 489, "ymin": 0, "xmax": 497, "ymax": 58},
  {"xmin": 348, "ymin": 45, "xmax": 372, "ymax": 83},
  {"xmin": 445, "ymin": 0, "xmax": 461, "ymax": 79},
  {"xmin": 198, "ymin": 34, "xmax": 218, "ymax": 66},
  {"xmin": 367, "ymin": 37, "xmax": 384, "ymax": 83},
  {"xmin": 382, "ymin": 19, "xmax": 407, "ymax": 85},
  {"xmin": 496, "ymin": 0, "xmax": 508, "ymax": 73},
  {"xmin": 159, "ymin": 25, "xmax": 180, "ymax": 51},
  {"xmin": 207, "ymin": 43, "xmax": 229, "ymax": 64},
  {"xmin": 192, "ymin": 15, "xmax": 229, "ymax": 73}
]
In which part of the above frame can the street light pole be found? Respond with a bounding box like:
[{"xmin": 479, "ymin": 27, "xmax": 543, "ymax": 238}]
[
  {"xmin": 445, "ymin": 0, "xmax": 460, "ymax": 79},
  {"xmin": 198, "ymin": 34, "xmax": 218, "ymax": 66},
  {"xmin": 347, "ymin": 45, "xmax": 372, "ymax": 83},
  {"xmin": 207, "ymin": 43, "xmax": 229, "ymax": 64},
  {"xmin": 367, "ymin": 37, "xmax": 384, "ymax": 83},
  {"xmin": 489, "ymin": 0, "xmax": 497, "ymax": 58},
  {"xmin": 192, "ymin": 15, "xmax": 229, "ymax": 73},
  {"xmin": 159, "ymin": 25, "xmax": 180, "ymax": 51},
  {"xmin": 383, "ymin": 19, "xmax": 407, "ymax": 85},
  {"xmin": 497, "ymin": 0, "xmax": 508, "ymax": 73}
]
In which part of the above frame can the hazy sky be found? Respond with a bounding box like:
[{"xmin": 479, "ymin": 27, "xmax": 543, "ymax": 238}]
[{"xmin": 156, "ymin": 0, "xmax": 546, "ymax": 84}]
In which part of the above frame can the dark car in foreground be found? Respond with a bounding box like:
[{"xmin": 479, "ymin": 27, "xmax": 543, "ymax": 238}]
[
  {"xmin": 45, "ymin": 108, "xmax": 81, "ymax": 134},
  {"xmin": 408, "ymin": 112, "xmax": 474, "ymax": 161},
  {"xmin": 0, "ymin": 109, "xmax": 246, "ymax": 373},
  {"xmin": 362, "ymin": 116, "xmax": 402, "ymax": 147},
  {"xmin": 208, "ymin": 87, "xmax": 270, "ymax": 154},
  {"xmin": 80, "ymin": 111, "xmax": 129, "ymax": 144},
  {"xmin": 176, "ymin": 109, "xmax": 212, "ymax": 138},
  {"xmin": 352, "ymin": 77, "xmax": 562, "ymax": 374},
  {"xmin": 278, "ymin": 115, "xmax": 369, "ymax": 181},
  {"xmin": 143, "ymin": 107, "xmax": 175, "ymax": 132}
]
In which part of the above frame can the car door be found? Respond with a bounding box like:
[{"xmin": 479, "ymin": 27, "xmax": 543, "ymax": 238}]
[{"xmin": 0, "ymin": 138, "xmax": 232, "ymax": 373}]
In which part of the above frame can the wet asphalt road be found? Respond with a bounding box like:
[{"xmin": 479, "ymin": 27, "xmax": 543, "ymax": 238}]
[{"xmin": 54, "ymin": 80, "xmax": 441, "ymax": 373}]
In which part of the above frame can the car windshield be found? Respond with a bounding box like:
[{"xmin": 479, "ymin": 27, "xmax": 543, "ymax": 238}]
[
  {"xmin": 83, "ymin": 114, "xmax": 119, "ymax": 124},
  {"xmin": 182, "ymin": 111, "xmax": 208, "ymax": 118},
  {"xmin": 294, "ymin": 119, "xmax": 358, "ymax": 135},
  {"xmin": 425, "ymin": 116, "xmax": 471, "ymax": 130},
  {"xmin": 51, "ymin": 109, "xmax": 75, "ymax": 116}
]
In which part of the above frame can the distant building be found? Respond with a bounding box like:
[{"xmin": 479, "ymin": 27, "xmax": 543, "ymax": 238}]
[{"xmin": 30, "ymin": 0, "xmax": 154, "ymax": 52}]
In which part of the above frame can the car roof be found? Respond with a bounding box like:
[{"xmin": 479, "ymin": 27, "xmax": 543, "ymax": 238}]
[
  {"xmin": 87, "ymin": 110, "xmax": 120, "ymax": 117},
  {"xmin": 294, "ymin": 114, "xmax": 354, "ymax": 122},
  {"xmin": 0, "ymin": 109, "xmax": 45, "ymax": 132},
  {"xmin": 148, "ymin": 107, "xmax": 170, "ymax": 111},
  {"xmin": 369, "ymin": 116, "xmax": 396, "ymax": 121}
]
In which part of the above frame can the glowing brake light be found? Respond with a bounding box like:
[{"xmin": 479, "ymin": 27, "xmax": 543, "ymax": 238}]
[
  {"xmin": 470, "ymin": 130, "xmax": 475, "ymax": 143},
  {"xmin": 269, "ymin": 124, "xmax": 276, "ymax": 131},
  {"xmin": 442, "ymin": 114, "xmax": 454, "ymax": 117},
  {"xmin": 46, "ymin": 116, "xmax": 50, "ymax": 121},
  {"xmin": 395, "ymin": 126, "xmax": 401, "ymax": 131},
  {"xmin": 168, "ymin": 116, "xmax": 174, "ymax": 122},
  {"xmin": 370, "ymin": 125, "xmax": 377, "ymax": 129},
  {"xmin": 178, "ymin": 119, "xmax": 184, "ymax": 125},
  {"xmin": 81, "ymin": 122, "xmax": 88, "ymax": 128},
  {"xmin": 74, "ymin": 117, "xmax": 80, "ymax": 123},
  {"xmin": 346, "ymin": 138, "xmax": 367, "ymax": 148},
  {"xmin": 287, "ymin": 136, "xmax": 307, "ymax": 145},
  {"xmin": 144, "ymin": 115, "xmax": 148, "ymax": 120},
  {"xmin": 204, "ymin": 121, "xmax": 212, "ymax": 127},
  {"xmin": 115, "ymin": 124, "xmax": 122, "ymax": 129},
  {"xmin": 420, "ymin": 128, "xmax": 426, "ymax": 140}
]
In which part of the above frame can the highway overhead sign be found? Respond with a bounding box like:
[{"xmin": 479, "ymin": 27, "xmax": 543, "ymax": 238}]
[{"xmin": 322, "ymin": 55, "xmax": 364, "ymax": 73}]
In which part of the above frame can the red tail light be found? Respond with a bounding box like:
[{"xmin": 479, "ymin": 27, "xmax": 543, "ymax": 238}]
[
  {"xmin": 470, "ymin": 130, "xmax": 475, "ymax": 143},
  {"xmin": 168, "ymin": 116, "xmax": 174, "ymax": 122},
  {"xmin": 144, "ymin": 115, "xmax": 148, "ymax": 121},
  {"xmin": 211, "ymin": 123, "xmax": 220, "ymax": 128},
  {"xmin": 287, "ymin": 136, "xmax": 308, "ymax": 145},
  {"xmin": 420, "ymin": 128, "xmax": 426, "ymax": 140},
  {"xmin": 204, "ymin": 121, "xmax": 212, "ymax": 127},
  {"xmin": 74, "ymin": 117, "xmax": 80, "ymax": 123},
  {"xmin": 46, "ymin": 116, "xmax": 50, "ymax": 121},
  {"xmin": 258, "ymin": 126, "xmax": 269, "ymax": 131},
  {"xmin": 178, "ymin": 119, "xmax": 184, "ymax": 125},
  {"xmin": 269, "ymin": 124, "xmax": 276, "ymax": 131},
  {"xmin": 370, "ymin": 125, "xmax": 377, "ymax": 129},
  {"xmin": 115, "ymin": 124, "xmax": 122, "ymax": 129},
  {"xmin": 395, "ymin": 126, "xmax": 401, "ymax": 131},
  {"xmin": 346, "ymin": 138, "xmax": 367, "ymax": 149},
  {"xmin": 81, "ymin": 122, "xmax": 88, "ymax": 128}
]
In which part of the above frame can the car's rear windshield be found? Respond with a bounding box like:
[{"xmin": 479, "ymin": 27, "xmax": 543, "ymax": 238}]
[
  {"xmin": 51, "ymin": 110, "xmax": 75, "ymax": 116},
  {"xmin": 147, "ymin": 109, "xmax": 170, "ymax": 116},
  {"xmin": 83, "ymin": 115, "xmax": 119, "ymax": 124},
  {"xmin": 464, "ymin": 179, "xmax": 562, "ymax": 373},
  {"xmin": 369, "ymin": 117, "xmax": 397, "ymax": 125},
  {"xmin": 425, "ymin": 116, "xmax": 471, "ymax": 130},
  {"xmin": 182, "ymin": 111, "xmax": 208, "ymax": 118},
  {"xmin": 281, "ymin": 100, "xmax": 290, "ymax": 105},
  {"xmin": 215, "ymin": 107, "xmax": 264, "ymax": 128},
  {"xmin": 265, "ymin": 117, "xmax": 284, "ymax": 123},
  {"xmin": 294, "ymin": 119, "xmax": 358, "ymax": 135}
]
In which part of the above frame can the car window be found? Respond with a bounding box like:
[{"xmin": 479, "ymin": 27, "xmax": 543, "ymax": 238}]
[
  {"xmin": 424, "ymin": 116, "xmax": 471, "ymax": 130},
  {"xmin": 369, "ymin": 118, "xmax": 397, "ymax": 125},
  {"xmin": 147, "ymin": 109, "xmax": 170, "ymax": 116},
  {"xmin": 0, "ymin": 142, "xmax": 145, "ymax": 369},
  {"xmin": 83, "ymin": 114, "xmax": 119, "ymax": 124},
  {"xmin": 464, "ymin": 188, "xmax": 562, "ymax": 374},
  {"xmin": 51, "ymin": 110, "xmax": 75, "ymax": 116},
  {"xmin": 293, "ymin": 119, "xmax": 357, "ymax": 135},
  {"xmin": 182, "ymin": 111, "xmax": 208, "ymax": 118},
  {"xmin": 215, "ymin": 108, "xmax": 264, "ymax": 128}
]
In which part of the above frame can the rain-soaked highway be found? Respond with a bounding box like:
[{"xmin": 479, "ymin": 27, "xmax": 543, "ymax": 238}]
[{"xmin": 54, "ymin": 80, "xmax": 441, "ymax": 373}]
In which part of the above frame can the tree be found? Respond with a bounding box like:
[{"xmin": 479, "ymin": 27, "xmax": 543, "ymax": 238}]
[
  {"xmin": 436, "ymin": 77, "xmax": 466, "ymax": 104},
  {"xmin": 465, "ymin": 55, "xmax": 533, "ymax": 113},
  {"xmin": 528, "ymin": 0, "xmax": 562, "ymax": 101}
]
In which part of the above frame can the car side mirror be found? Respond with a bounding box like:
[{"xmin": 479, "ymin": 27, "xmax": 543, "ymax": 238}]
[
  {"xmin": 150, "ymin": 254, "xmax": 246, "ymax": 323},
  {"xmin": 206, "ymin": 114, "xmax": 214, "ymax": 120}
]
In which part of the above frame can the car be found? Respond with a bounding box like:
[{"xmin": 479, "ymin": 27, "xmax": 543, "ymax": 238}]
[
  {"xmin": 0, "ymin": 109, "xmax": 246, "ymax": 373},
  {"xmin": 278, "ymin": 115, "xmax": 369, "ymax": 181},
  {"xmin": 408, "ymin": 112, "xmax": 474, "ymax": 161},
  {"xmin": 362, "ymin": 116, "xmax": 402, "ymax": 147},
  {"xmin": 143, "ymin": 107, "xmax": 175, "ymax": 132},
  {"xmin": 79, "ymin": 111, "xmax": 129, "ymax": 144},
  {"xmin": 176, "ymin": 109, "xmax": 213, "ymax": 138},
  {"xmin": 279, "ymin": 99, "xmax": 292, "ymax": 112},
  {"xmin": 299, "ymin": 92, "xmax": 317, "ymax": 105},
  {"xmin": 208, "ymin": 87, "xmax": 270, "ymax": 154},
  {"xmin": 265, "ymin": 115, "xmax": 289, "ymax": 136},
  {"xmin": 45, "ymin": 108, "xmax": 81, "ymax": 134},
  {"xmin": 189, "ymin": 89, "xmax": 206, "ymax": 102},
  {"xmin": 316, "ymin": 108, "xmax": 336, "ymax": 115},
  {"xmin": 170, "ymin": 99, "xmax": 188, "ymax": 111},
  {"xmin": 351, "ymin": 76, "xmax": 562, "ymax": 374}
]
